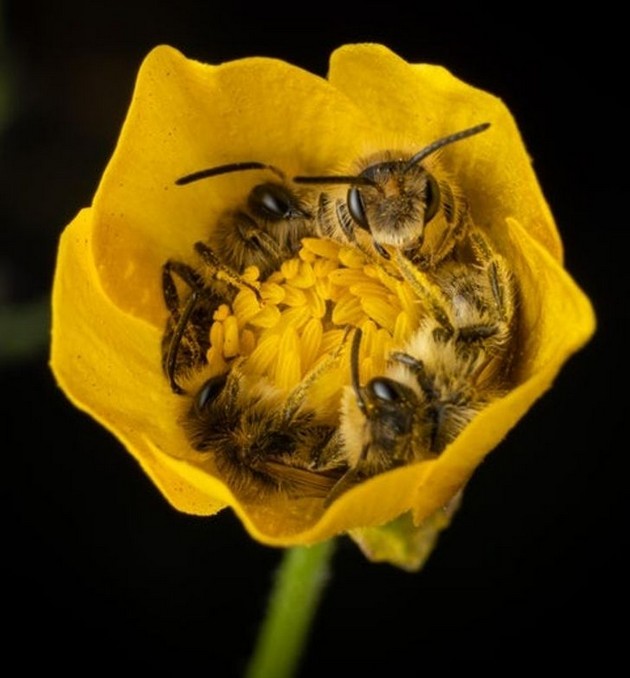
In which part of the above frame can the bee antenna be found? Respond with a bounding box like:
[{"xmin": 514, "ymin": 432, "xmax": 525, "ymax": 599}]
[
  {"xmin": 176, "ymin": 162, "xmax": 285, "ymax": 185},
  {"xmin": 404, "ymin": 122, "xmax": 491, "ymax": 172},
  {"xmin": 350, "ymin": 327, "xmax": 368, "ymax": 415},
  {"xmin": 293, "ymin": 174, "xmax": 379, "ymax": 189}
]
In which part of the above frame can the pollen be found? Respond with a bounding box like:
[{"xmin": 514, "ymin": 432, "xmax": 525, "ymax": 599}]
[{"xmin": 205, "ymin": 239, "xmax": 424, "ymax": 415}]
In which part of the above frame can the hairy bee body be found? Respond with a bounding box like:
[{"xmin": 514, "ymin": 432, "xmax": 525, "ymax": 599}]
[
  {"xmin": 175, "ymin": 122, "xmax": 490, "ymax": 284},
  {"xmin": 176, "ymin": 163, "xmax": 317, "ymax": 278},
  {"xmin": 328, "ymin": 227, "xmax": 519, "ymax": 503},
  {"xmin": 183, "ymin": 368, "xmax": 345, "ymax": 500},
  {"xmin": 164, "ymin": 125, "xmax": 520, "ymax": 504},
  {"xmin": 161, "ymin": 255, "xmax": 238, "ymax": 392}
]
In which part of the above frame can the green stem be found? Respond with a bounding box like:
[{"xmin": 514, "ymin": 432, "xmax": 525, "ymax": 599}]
[{"xmin": 245, "ymin": 540, "xmax": 336, "ymax": 678}]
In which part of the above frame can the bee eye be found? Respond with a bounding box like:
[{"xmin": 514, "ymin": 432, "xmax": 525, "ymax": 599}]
[
  {"xmin": 368, "ymin": 377, "xmax": 405, "ymax": 403},
  {"xmin": 248, "ymin": 183, "xmax": 299, "ymax": 221},
  {"xmin": 424, "ymin": 174, "xmax": 441, "ymax": 223},
  {"xmin": 195, "ymin": 374, "xmax": 228, "ymax": 410},
  {"xmin": 347, "ymin": 186, "xmax": 370, "ymax": 231}
]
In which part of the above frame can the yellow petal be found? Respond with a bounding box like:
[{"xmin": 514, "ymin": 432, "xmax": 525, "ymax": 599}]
[
  {"xmin": 90, "ymin": 45, "xmax": 374, "ymax": 327},
  {"xmin": 50, "ymin": 209, "xmax": 231, "ymax": 516},
  {"xmin": 229, "ymin": 217, "xmax": 595, "ymax": 546},
  {"xmin": 50, "ymin": 46, "xmax": 596, "ymax": 551},
  {"xmin": 327, "ymin": 43, "xmax": 563, "ymax": 261}
]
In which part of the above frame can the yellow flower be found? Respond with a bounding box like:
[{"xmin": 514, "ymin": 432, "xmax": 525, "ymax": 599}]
[{"xmin": 50, "ymin": 43, "xmax": 595, "ymax": 567}]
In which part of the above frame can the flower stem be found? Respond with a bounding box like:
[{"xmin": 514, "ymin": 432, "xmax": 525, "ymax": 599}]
[{"xmin": 245, "ymin": 539, "xmax": 336, "ymax": 678}]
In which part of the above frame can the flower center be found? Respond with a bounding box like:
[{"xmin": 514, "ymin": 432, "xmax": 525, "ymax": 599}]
[{"xmin": 204, "ymin": 237, "xmax": 421, "ymax": 423}]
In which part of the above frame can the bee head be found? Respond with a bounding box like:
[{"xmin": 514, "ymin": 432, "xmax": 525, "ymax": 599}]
[{"xmin": 293, "ymin": 122, "xmax": 490, "ymax": 256}]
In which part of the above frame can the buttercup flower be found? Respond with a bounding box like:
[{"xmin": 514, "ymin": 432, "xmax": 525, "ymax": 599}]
[{"xmin": 50, "ymin": 43, "xmax": 595, "ymax": 569}]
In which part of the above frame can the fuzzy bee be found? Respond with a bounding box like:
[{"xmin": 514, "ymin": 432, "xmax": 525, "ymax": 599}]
[
  {"xmin": 293, "ymin": 122, "xmax": 490, "ymax": 270},
  {"xmin": 175, "ymin": 161, "xmax": 319, "ymax": 278},
  {"xmin": 326, "ymin": 227, "xmax": 518, "ymax": 504},
  {"xmin": 164, "ymin": 160, "xmax": 319, "ymax": 393},
  {"xmin": 181, "ymin": 356, "xmax": 347, "ymax": 500},
  {"xmin": 161, "ymin": 238, "xmax": 263, "ymax": 394},
  {"xmin": 175, "ymin": 121, "xmax": 490, "ymax": 279}
]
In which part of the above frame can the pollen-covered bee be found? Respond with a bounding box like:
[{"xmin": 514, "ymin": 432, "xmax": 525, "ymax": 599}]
[
  {"xmin": 326, "ymin": 227, "xmax": 519, "ymax": 504},
  {"xmin": 161, "ymin": 238, "xmax": 263, "ymax": 394},
  {"xmin": 181, "ymin": 354, "xmax": 347, "ymax": 500},
  {"xmin": 293, "ymin": 122, "xmax": 490, "ymax": 270},
  {"xmin": 175, "ymin": 161, "xmax": 318, "ymax": 278}
]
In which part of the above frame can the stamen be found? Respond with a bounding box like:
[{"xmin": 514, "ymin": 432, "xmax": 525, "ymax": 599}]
[
  {"xmin": 300, "ymin": 318, "xmax": 324, "ymax": 373},
  {"xmin": 360, "ymin": 296, "xmax": 399, "ymax": 333},
  {"xmin": 200, "ymin": 239, "xmax": 433, "ymax": 399},
  {"xmin": 275, "ymin": 327, "xmax": 302, "ymax": 391},
  {"xmin": 338, "ymin": 246, "xmax": 366, "ymax": 269},
  {"xmin": 222, "ymin": 315, "xmax": 240, "ymax": 358},
  {"xmin": 332, "ymin": 292, "xmax": 367, "ymax": 326}
]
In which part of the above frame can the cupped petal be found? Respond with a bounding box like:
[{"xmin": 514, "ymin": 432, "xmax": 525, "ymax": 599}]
[
  {"xmin": 327, "ymin": 43, "xmax": 563, "ymax": 261},
  {"xmin": 268, "ymin": 216, "xmax": 595, "ymax": 546},
  {"xmin": 50, "ymin": 209, "xmax": 231, "ymax": 516},
  {"xmin": 410, "ymin": 215, "xmax": 596, "ymax": 525},
  {"xmin": 90, "ymin": 45, "xmax": 376, "ymax": 328},
  {"xmin": 50, "ymin": 46, "xmax": 596, "ymax": 552}
]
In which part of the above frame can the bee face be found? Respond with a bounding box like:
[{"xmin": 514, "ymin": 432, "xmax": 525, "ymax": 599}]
[
  {"xmin": 345, "ymin": 158, "xmax": 442, "ymax": 250},
  {"xmin": 294, "ymin": 122, "xmax": 490, "ymax": 270},
  {"xmin": 338, "ymin": 328, "xmax": 438, "ymax": 479}
]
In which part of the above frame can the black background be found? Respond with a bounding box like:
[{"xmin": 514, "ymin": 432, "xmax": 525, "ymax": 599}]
[{"xmin": 2, "ymin": 5, "xmax": 624, "ymax": 675}]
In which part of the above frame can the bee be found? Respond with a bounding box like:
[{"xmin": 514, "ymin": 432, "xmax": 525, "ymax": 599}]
[
  {"xmin": 180, "ymin": 337, "xmax": 350, "ymax": 501},
  {"xmin": 175, "ymin": 161, "xmax": 318, "ymax": 278},
  {"xmin": 161, "ymin": 228, "xmax": 274, "ymax": 394},
  {"xmin": 293, "ymin": 122, "xmax": 491, "ymax": 270},
  {"xmin": 175, "ymin": 122, "xmax": 490, "ymax": 281},
  {"xmin": 326, "ymin": 226, "xmax": 518, "ymax": 504},
  {"xmin": 163, "ymin": 162, "xmax": 323, "ymax": 393}
]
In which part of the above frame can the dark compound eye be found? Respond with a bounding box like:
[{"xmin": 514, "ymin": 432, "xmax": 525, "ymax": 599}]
[
  {"xmin": 195, "ymin": 374, "xmax": 228, "ymax": 410},
  {"xmin": 368, "ymin": 377, "xmax": 406, "ymax": 403},
  {"xmin": 248, "ymin": 183, "xmax": 301, "ymax": 221},
  {"xmin": 424, "ymin": 174, "xmax": 441, "ymax": 224},
  {"xmin": 347, "ymin": 186, "xmax": 370, "ymax": 231}
]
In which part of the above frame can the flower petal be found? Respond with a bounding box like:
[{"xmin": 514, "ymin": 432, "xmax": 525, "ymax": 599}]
[
  {"xmin": 50, "ymin": 46, "xmax": 597, "ymax": 551},
  {"xmin": 234, "ymin": 216, "xmax": 596, "ymax": 546},
  {"xmin": 410, "ymin": 215, "xmax": 596, "ymax": 525},
  {"xmin": 327, "ymin": 43, "xmax": 563, "ymax": 261},
  {"xmin": 50, "ymin": 209, "xmax": 231, "ymax": 516},
  {"xmin": 90, "ymin": 45, "xmax": 375, "ymax": 327}
]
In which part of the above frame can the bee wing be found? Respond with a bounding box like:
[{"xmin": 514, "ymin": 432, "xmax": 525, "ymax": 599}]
[{"xmin": 261, "ymin": 461, "xmax": 344, "ymax": 498}]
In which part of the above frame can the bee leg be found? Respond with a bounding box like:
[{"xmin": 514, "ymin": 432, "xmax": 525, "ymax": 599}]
[
  {"xmin": 468, "ymin": 230, "xmax": 514, "ymax": 324},
  {"xmin": 162, "ymin": 260, "xmax": 207, "ymax": 395},
  {"xmin": 424, "ymin": 186, "xmax": 470, "ymax": 268},
  {"xmin": 194, "ymin": 241, "xmax": 262, "ymax": 301},
  {"xmin": 280, "ymin": 326, "xmax": 352, "ymax": 426},
  {"xmin": 315, "ymin": 193, "xmax": 351, "ymax": 242},
  {"xmin": 162, "ymin": 259, "xmax": 204, "ymax": 314},
  {"xmin": 390, "ymin": 352, "xmax": 437, "ymax": 397},
  {"xmin": 393, "ymin": 250, "xmax": 455, "ymax": 337},
  {"xmin": 234, "ymin": 213, "xmax": 284, "ymax": 268},
  {"xmin": 389, "ymin": 351, "xmax": 447, "ymax": 453}
]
